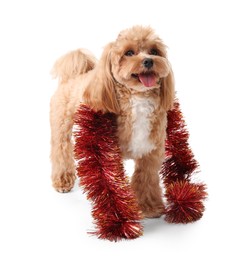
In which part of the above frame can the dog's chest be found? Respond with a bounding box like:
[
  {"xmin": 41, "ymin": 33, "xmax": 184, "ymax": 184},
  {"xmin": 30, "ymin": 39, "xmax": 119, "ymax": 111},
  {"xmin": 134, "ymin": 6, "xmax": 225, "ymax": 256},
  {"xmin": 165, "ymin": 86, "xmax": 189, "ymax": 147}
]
[{"xmin": 118, "ymin": 96, "xmax": 157, "ymax": 158}]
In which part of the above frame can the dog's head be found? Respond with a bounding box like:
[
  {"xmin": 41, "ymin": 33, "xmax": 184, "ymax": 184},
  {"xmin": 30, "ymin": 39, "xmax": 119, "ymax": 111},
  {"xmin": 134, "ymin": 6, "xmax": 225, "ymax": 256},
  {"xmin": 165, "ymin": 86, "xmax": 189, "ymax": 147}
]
[{"xmin": 84, "ymin": 26, "xmax": 174, "ymax": 113}]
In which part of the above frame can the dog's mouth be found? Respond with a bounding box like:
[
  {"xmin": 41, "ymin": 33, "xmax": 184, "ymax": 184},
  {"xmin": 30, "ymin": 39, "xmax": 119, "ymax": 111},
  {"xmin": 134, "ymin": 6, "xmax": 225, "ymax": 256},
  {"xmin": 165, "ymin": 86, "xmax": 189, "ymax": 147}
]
[{"xmin": 132, "ymin": 72, "xmax": 158, "ymax": 87}]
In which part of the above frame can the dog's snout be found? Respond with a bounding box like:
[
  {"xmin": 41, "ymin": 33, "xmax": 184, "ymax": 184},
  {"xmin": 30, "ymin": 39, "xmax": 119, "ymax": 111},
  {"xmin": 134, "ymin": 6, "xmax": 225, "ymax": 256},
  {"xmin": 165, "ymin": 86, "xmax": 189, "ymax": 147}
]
[{"xmin": 143, "ymin": 58, "xmax": 153, "ymax": 69}]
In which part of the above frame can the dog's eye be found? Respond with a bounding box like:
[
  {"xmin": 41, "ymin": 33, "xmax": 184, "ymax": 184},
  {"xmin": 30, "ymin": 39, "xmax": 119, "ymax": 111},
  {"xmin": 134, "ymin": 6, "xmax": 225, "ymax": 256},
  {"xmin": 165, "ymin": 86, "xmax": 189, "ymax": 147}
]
[
  {"xmin": 150, "ymin": 49, "xmax": 159, "ymax": 55},
  {"xmin": 125, "ymin": 50, "xmax": 135, "ymax": 56}
]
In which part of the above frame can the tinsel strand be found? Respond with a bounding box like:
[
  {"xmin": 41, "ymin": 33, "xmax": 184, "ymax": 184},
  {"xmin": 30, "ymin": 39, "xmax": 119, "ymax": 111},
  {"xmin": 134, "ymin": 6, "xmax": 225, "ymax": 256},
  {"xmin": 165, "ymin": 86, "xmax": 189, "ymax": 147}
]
[
  {"xmin": 74, "ymin": 105, "xmax": 143, "ymax": 241},
  {"xmin": 161, "ymin": 101, "xmax": 199, "ymax": 184},
  {"xmin": 161, "ymin": 101, "xmax": 207, "ymax": 223}
]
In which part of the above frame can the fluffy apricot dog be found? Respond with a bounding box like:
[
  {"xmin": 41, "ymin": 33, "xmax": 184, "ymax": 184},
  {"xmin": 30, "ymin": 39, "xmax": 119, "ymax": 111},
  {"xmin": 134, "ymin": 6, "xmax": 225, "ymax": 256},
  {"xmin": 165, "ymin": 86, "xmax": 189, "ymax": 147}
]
[{"xmin": 50, "ymin": 25, "xmax": 174, "ymax": 218}]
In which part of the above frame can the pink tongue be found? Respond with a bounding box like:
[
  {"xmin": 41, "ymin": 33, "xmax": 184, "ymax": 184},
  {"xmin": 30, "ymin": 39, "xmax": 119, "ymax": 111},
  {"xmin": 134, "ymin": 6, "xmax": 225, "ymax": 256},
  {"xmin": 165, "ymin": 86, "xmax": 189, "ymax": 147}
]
[{"xmin": 138, "ymin": 73, "xmax": 156, "ymax": 87}]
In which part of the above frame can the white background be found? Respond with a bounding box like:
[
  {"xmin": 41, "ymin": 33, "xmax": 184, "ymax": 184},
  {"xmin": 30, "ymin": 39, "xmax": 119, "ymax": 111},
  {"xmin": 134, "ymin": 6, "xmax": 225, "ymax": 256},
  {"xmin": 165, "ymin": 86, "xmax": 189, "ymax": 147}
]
[{"xmin": 0, "ymin": 0, "xmax": 250, "ymax": 259}]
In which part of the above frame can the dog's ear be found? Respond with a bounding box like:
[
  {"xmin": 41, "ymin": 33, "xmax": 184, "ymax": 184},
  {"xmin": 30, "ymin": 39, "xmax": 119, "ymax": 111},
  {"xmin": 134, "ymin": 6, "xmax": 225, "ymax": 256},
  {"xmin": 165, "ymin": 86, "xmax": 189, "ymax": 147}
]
[
  {"xmin": 160, "ymin": 64, "xmax": 175, "ymax": 111},
  {"xmin": 83, "ymin": 43, "xmax": 120, "ymax": 114}
]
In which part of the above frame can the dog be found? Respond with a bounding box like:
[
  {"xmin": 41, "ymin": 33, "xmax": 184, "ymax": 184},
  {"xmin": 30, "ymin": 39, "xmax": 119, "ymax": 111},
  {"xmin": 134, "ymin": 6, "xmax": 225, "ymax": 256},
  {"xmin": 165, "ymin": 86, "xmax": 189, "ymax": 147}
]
[{"xmin": 50, "ymin": 25, "xmax": 174, "ymax": 218}]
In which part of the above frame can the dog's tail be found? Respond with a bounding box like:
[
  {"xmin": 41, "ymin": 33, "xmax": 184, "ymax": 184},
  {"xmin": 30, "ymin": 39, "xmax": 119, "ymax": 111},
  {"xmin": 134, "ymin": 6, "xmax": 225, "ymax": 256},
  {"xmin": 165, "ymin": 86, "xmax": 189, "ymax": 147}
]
[{"xmin": 51, "ymin": 49, "xmax": 97, "ymax": 83}]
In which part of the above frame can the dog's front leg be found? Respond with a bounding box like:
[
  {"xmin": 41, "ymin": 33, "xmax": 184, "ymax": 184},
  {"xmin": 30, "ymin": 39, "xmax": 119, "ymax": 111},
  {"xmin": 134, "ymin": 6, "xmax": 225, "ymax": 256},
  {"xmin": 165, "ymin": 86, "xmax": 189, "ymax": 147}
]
[{"xmin": 131, "ymin": 149, "xmax": 165, "ymax": 218}]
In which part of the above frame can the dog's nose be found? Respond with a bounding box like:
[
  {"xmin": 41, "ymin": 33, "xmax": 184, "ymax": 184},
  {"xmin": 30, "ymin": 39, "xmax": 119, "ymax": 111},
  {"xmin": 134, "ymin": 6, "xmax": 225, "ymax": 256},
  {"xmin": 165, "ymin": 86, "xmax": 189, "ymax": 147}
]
[{"xmin": 143, "ymin": 58, "xmax": 153, "ymax": 69}]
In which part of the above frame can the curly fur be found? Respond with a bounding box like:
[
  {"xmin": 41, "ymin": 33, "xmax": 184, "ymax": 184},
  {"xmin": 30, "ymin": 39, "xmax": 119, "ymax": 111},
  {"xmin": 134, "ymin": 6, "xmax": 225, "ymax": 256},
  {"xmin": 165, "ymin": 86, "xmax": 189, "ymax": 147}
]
[{"xmin": 50, "ymin": 26, "xmax": 175, "ymax": 217}]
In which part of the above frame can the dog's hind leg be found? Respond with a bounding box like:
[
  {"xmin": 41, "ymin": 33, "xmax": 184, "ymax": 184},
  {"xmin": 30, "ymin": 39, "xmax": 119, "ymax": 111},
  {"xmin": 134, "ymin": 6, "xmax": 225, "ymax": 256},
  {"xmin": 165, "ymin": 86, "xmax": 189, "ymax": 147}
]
[
  {"xmin": 50, "ymin": 49, "xmax": 96, "ymax": 192},
  {"xmin": 50, "ymin": 91, "xmax": 76, "ymax": 193}
]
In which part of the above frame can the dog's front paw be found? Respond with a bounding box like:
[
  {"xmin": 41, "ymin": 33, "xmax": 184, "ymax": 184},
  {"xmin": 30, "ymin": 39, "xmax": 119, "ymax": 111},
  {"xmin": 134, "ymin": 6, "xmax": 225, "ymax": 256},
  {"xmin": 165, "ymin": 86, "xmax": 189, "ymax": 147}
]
[
  {"xmin": 52, "ymin": 172, "xmax": 76, "ymax": 193},
  {"xmin": 141, "ymin": 204, "xmax": 165, "ymax": 218}
]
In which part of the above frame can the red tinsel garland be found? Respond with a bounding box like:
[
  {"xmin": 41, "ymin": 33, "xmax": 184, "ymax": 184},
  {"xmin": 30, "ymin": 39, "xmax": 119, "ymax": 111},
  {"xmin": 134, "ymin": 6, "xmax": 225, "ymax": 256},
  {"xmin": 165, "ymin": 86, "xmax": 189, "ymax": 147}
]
[
  {"xmin": 165, "ymin": 180, "xmax": 207, "ymax": 223},
  {"xmin": 161, "ymin": 102, "xmax": 199, "ymax": 183},
  {"xmin": 74, "ymin": 101, "xmax": 207, "ymax": 240},
  {"xmin": 160, "ymin": 102, "xmax": 207, "ymax": 223},
  {"xmin": 74, "ymin": 105, "xmax": 143, "ymax": 241}
]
